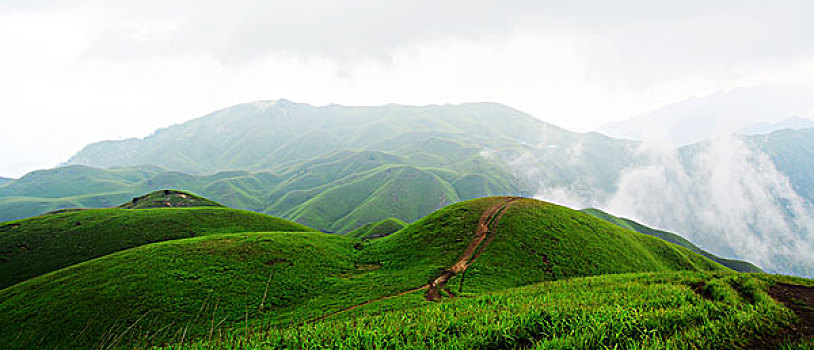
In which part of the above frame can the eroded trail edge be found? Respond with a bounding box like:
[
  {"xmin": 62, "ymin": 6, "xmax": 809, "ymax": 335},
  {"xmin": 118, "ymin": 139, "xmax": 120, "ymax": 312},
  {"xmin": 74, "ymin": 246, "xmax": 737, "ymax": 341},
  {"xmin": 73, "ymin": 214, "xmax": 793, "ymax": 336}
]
[
  {"xmin": 761, "ymin": 283, "xmax": 814, "ymax": 348},
  {"xmin": 425, "ymin": 197, "xmax": 519, "ymax": 301}
]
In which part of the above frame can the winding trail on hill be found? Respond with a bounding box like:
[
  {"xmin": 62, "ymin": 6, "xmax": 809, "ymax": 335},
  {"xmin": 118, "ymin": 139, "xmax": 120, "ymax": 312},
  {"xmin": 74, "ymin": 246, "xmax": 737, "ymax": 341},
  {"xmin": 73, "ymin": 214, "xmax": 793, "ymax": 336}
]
[
  {"xmin": 425, "ymin": 197, "xmax": 519, "ymax": 301},
  {"xmin": 311, "ymin": 197, "xmax": 520, "ymax": 322}
]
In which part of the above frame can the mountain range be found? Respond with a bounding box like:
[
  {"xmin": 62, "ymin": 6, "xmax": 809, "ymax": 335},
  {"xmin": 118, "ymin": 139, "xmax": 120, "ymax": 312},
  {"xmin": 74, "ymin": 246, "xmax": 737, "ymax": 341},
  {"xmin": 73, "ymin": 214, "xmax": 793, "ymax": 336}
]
[
  {"xmin": 0, "ymin": 99, "xmax": 812, "ymax": 276},
  {"xmin": 598, "ymin": 84, "xmax": 814, "ymax": 146}
]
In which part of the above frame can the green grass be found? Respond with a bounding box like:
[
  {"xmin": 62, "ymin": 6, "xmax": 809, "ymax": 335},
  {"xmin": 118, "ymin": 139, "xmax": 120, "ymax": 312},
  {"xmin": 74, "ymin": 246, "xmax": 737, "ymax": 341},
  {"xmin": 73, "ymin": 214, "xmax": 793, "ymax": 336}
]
[
  {"xmin": 0, "ymin": 232, "xmax": 359, "ymax": 349},
  {"xmin": 368, "ymin": 198, "xmax": 728, "ymax": 296},
  {"xmin": 0, "ymin": 207, "xmax": 315, "ymax": 288},
  {"xmin": 282, "ymin": 164, "xmax": 460, "ymax": 233},
  {"xmin": 0, "ymin": 197, "xmax": 737, "ymax": 349},
  {"xmin": 582, "ymin": 208, "xmax": 763, "ymax": 273},
  {"xmin": 346, "ymin": 217, "xmax": 407, "ymax": 239},
  {"xmin": 156, "ymin": 271, "xmax": 808, "ymax": 350}
]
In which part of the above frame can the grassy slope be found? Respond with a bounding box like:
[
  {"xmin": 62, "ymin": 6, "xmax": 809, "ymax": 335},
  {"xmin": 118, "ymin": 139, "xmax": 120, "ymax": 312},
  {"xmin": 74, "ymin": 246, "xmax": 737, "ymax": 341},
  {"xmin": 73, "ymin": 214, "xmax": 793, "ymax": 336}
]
[
  {"xmin": 179, "ymin": 271, "xmax": 811, "ymax": 350},
  {"xmin": 0, "ymin": 197, "xmax": 730, "ymax": 349},
  {"xmin": 362, "ymin": 197, "xmax": 727, "ymax": 298},
  {"xmin": 582, "ymin": 208, "xmax": 763, "ymax": 273},
  {"xmin": 442, "ymin": 198, "xmax": 726, "ymax": 294},
  {"xmin": 0, "ymin": 207, "xmax": 315, "ymax": 288},
  {"xmin": 0, "ymin": 232, "xmax": 357, "ymax": 349},
  {"xmin": 346, "ymin": 217, "xmax": 407, "ymax": 239}
]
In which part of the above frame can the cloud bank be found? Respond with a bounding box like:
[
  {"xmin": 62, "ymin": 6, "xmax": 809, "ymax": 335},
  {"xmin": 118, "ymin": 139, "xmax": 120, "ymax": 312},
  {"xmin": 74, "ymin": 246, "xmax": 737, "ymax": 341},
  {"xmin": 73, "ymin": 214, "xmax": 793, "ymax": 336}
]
[{"xmin": 524, "ymin": 134, "xmax": 814, "ymax": 276}]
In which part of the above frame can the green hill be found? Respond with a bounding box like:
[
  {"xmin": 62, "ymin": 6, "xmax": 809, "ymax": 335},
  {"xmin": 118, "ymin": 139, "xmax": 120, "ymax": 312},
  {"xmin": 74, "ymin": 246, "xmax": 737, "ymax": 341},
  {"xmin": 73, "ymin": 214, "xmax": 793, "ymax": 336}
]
[
  {"xmin": 0, "ymin": 205, "xmax": 315, "ymax": 289},
  {"xmin": 367, "ymin": 197, "xmax": 727, "ymax": 297},
  {"xmin": 0, "ymin": 197, "xmax": 729, "ymax": 349},
  {"xmin": 0, "ymin": 232, "xmax": 361, "ymax": 349},
  {"xmin": 347, "ymin": 217, "xmax": 407, "ymax": 239},
  {"xmin": 581, "ymin": 208, "xmax": 763, "ymax": 273},
  {"xmin": 282, "ymin": 165, "xmax": 459, "ymax": 233}
]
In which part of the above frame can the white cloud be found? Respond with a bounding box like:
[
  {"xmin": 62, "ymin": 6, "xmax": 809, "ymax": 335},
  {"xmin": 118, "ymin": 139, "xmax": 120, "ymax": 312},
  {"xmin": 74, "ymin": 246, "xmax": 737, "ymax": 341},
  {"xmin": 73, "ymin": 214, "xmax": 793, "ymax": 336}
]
[
  {"xmin": 603, "ymin": 136, "xmax": 814, "ymax": 275},
  {"xmin": 2, "ymin": 1, "xmax": 814, "ymax": 177}
]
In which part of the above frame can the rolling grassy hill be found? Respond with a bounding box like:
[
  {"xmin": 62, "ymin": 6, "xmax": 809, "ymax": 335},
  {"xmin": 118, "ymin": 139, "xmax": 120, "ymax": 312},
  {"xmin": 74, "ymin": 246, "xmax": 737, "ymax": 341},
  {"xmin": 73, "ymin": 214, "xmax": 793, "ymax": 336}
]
[
  {"xmin": 0, "ymin": 145, "xmax": 525, "ymax": 234},
  {"xmin": 0, "ymin": 165, "xmax": 284, "ymax": 222},
  {"xmin": 582, "ymin": 208, "xmax": 762, "ymax": 273},
  {"xmin": 0, "ymin": 196, "xmax": 729, "ymax": 349},
  {"xmin": 0, "ymin": 203, "xmax": 315, "ymax": 289},
  {"xmin": 366, "ymin": 197, "xmax": 727, "ymax": 297}
]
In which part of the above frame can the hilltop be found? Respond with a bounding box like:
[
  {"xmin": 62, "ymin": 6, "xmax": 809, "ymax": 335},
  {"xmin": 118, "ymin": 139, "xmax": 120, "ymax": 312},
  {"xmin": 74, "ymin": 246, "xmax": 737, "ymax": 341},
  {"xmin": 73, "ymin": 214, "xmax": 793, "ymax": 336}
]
[
  {"xmin": 118, "ymin": 189, "xmax": 223, "ymax": 209},
  {"xmin": 0, "ymin": 197, "xmax": 729, "ymax": 349}
]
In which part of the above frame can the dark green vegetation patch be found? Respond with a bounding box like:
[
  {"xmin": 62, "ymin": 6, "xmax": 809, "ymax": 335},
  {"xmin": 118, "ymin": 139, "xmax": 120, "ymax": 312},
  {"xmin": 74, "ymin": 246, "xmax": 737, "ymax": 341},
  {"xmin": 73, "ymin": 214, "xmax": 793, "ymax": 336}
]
[{"xmin": 118, "ymin": 189, "xmax": 223, "ymax": 209}]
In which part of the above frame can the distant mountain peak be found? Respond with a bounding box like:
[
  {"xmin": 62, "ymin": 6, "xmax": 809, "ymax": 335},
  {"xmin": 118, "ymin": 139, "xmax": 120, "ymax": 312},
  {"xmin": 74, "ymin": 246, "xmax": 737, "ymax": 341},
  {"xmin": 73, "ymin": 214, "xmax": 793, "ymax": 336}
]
[
  {"xmin": 597, "ymin": 83, "xmax": 814, "ymax": 145},
  {"xmin": 738, "ymin": 116, "xmax": 814, "ymax": 136}
]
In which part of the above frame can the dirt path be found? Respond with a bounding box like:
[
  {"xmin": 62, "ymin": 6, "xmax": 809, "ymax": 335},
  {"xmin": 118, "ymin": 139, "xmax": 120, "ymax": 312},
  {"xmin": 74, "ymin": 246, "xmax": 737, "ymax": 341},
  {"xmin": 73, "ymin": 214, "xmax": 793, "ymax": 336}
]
[
  {"xmin": 425, "ymin": 197, "xmax": 519, "ymax": 301},
  {"xmin": 761, "ymin": 283, "xmax": 814, "ymax": 348},
  {"xmin": 311, "ymin": 197, "xmax": 520, "ymax": 322}
]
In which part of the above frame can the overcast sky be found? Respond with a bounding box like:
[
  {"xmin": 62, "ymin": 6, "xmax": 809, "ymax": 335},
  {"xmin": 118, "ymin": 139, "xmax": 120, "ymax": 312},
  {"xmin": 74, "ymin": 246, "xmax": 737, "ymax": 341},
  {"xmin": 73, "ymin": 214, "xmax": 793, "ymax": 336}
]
[{"xmin": 2, "ymin": 0, "xmax": 814, "ymax": 178}]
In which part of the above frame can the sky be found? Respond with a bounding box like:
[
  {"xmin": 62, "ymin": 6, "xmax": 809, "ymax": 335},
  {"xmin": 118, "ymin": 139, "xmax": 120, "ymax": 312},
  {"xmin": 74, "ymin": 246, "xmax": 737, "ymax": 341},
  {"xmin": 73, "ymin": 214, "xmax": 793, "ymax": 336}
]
[{"xmin": 2, "ymin": 0, "xmax": 814, "ymax": 178}]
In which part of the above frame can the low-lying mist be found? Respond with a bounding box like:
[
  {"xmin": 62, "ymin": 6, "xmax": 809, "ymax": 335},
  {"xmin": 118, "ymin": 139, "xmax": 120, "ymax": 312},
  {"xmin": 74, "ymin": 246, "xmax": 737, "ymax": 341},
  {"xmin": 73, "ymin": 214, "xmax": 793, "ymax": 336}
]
[{"xmin": 509, "ymin": 134, "xmax": 814, "ymax": 277}]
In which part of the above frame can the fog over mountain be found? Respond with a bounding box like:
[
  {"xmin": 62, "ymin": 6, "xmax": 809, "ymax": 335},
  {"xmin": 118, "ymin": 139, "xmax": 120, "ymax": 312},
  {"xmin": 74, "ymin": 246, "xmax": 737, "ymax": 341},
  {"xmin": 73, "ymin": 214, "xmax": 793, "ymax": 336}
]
[
  {"xmin": 738, "ymin": 116, "xmax": 814, "ymax": 135},
  {"xmin": 4, "ymin": 1, "xmax": 814, "ymax": 178},
  {"xmin": 597, "ymin": 84, "xmax": 814, "ymax": 146}
]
